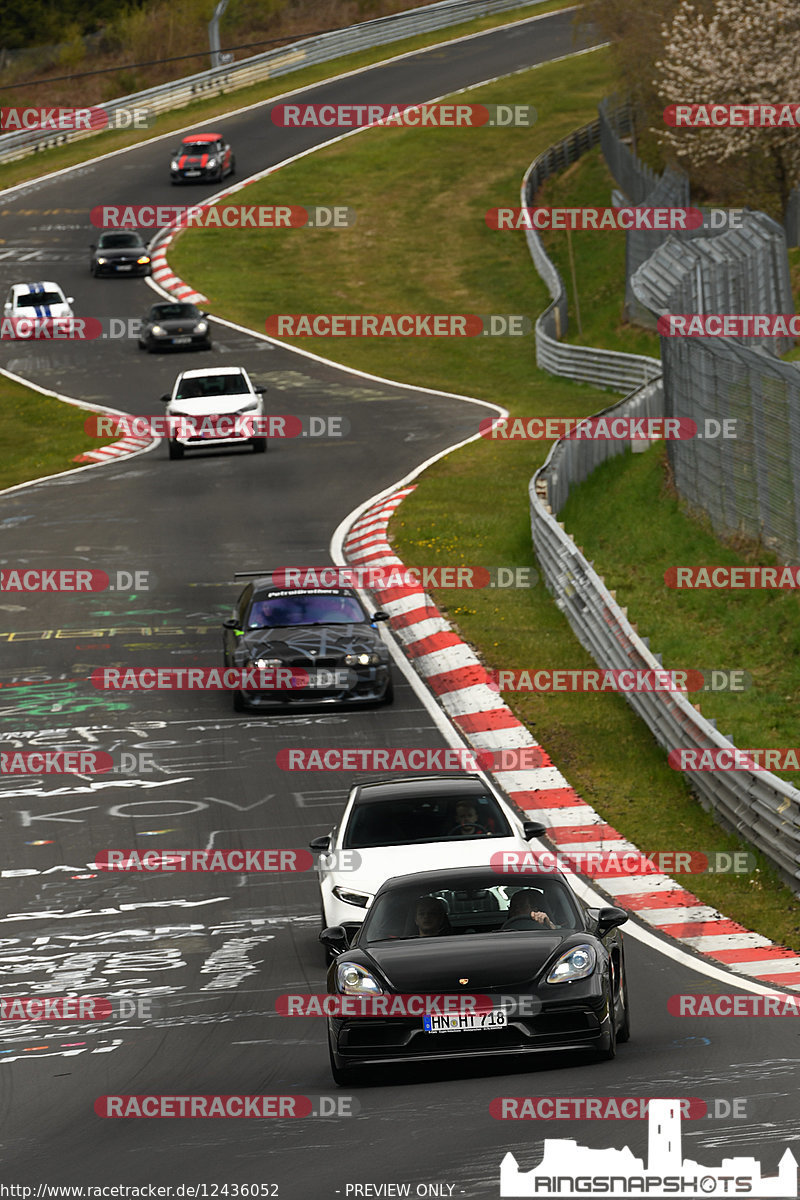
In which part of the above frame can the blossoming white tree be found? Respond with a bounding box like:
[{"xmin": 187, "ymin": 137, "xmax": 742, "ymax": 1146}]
[{"xmin": 653, "ymin": 0, "xmax": 800, "ymax": 209}]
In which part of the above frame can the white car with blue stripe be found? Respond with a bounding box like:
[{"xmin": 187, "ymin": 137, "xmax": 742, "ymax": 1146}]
[{"xmin": 3, "ymin": 281, "xmax": 74, "ymax": 320}]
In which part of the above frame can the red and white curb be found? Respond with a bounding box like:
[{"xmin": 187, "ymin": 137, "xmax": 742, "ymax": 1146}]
[
  {"xmin": 148, "ymin": 246, "xmax": 207, "ymax": 305},
  {"xmin": 73, "ymin": 435, "xmax": 153, "ymax": 464},
  {"xmin": 344, "ymin": 487, "xmax": 800, "ymax": 991}
]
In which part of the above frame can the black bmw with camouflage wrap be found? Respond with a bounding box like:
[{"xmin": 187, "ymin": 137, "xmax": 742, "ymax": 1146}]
[{"xmin": 222, "ymin": 572, "xmax": 394, "ymax": 710}]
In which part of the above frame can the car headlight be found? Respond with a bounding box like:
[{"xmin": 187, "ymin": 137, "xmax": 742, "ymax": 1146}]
[
  {"xmin": 137, "ymin": 255, "xmax": 151, "ymax": 265},
  {"xmin": 332, "ymin": 886, "xmax": 371, "ymax": 909},
  {"xmin": 344, "ymin": 652, "xmax": 380, "ymax": 666},
  {"xmin": 546, "ymin": 944, "xmax": 597, "ymax": 984},
  {"xmin": 237, "ymin": 400, "xmax": 260, "ymax": 413},
  {"xmin": 171, "ymin": 160, "xmax": 180, "ymax": 170},
  {"xmin": 195, "ymin": 321, "xmax": 208, "ymax": 334},
  {"xmin": 206, "ymin": 157, "xmax": 218, "ymax": 168},
  {"xmin": 336, "ymin": 962, "xmax": 383, "ymax": 995},
  {"xmin": 254, "ymin": 657, "xmax": 282, "ymax": 669},
  {"xmin": 96, "ymin": 257, "xmax": 107, "ymax": 265},
  {"xmin": 151, "ymin": 325, "xmax": 166, "ymax": 336}
]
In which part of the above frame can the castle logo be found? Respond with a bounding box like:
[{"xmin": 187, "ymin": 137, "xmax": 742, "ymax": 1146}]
[{"xmin": 500, "ymin": 1098, "xmax": 797, "ymax": 1196}]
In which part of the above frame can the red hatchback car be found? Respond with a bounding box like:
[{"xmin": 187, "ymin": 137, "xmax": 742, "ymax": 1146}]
[{"xmin": 170, "ymin": 132, "xmax": 235, "ymax": 184}]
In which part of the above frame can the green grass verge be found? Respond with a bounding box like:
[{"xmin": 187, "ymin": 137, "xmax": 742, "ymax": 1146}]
[
  {"xmin": 0, "ymin": 376, "xmax": 119, "ymax": 490},
  {"xmin": 0, "ymin": 0, "xmax": 576, "ymax": 193},
  {"xmin": 168, "ymin": 45, "xmax": 800, "ymax": 948}
]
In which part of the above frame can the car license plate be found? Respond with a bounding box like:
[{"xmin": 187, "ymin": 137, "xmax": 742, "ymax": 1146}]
[
  {"xmin": 185, "ymin": 170, "xmax": 201, "ymax": 177},
  {"xmin": 116, "ymin": 265, "xmax": 132, "ymax": 271},
  {"xmin": 423, "ymin": 1010, "xmax": 507, "ymax": 1033},
  {"xmin": 173, "ymin": 336, "xmax": 192, "ymax": 344}
]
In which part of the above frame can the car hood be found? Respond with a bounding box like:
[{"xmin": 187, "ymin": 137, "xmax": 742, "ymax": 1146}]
[
  {"xmin": 238, "ymin": 623, "xmax": 380, "ymax": 661},
  {"xmin": 331, "ymin": 840, "xmax": 525, "ymax": 896},
  {"xmin": 152, "ymin": 317, "xmax": 202, "ymax": 331},
  {"xmin": 96, "ymin": 247, "xmax": 146, "ymax": 259},
  {"xmin": 168, "ymin": 396, "xmax": 258, "ymax": 416},
  {"xmin": 361, "ymin": 931, "xmax": 570, "ymax": 991}
]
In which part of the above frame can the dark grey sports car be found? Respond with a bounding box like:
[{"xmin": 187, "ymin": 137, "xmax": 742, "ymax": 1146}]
[
  {"xmin": 222, "ymin": 574, "xmax": 393, "ymax": 710},
  {"xmin": 138, "ymin": 302, "xmax": 212, "ymax": 353},
  {"xmin": 322, "ymin": 866, "xmax": 630, "ymax": 1083},
  {"xmin": 90, "ymin": 231, "xmax": 151, "ymax": 277}
]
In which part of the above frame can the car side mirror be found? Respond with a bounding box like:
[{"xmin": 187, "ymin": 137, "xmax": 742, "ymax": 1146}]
[
  {"xmin": 319, "ymin": 926, "xmax": 350, "ymax": 955},
  {"xmin": 592, "ymin": 906, "xmax": 628, "ymax": 935},
  {"xmin": 523, "ymin": 820, "xmax": 547, "ymax": 839},
  {"xmin": 66, "ymin": 297, "xmax": 74, "ymax": 304},
  {"xmin": 372, "ymin": 611, "xmax": 389, "ymax": 622},
  {"xmin": 159, "ymin": 393, "xmax": 171, "ymax": 404},
  {"xmin": 309, "ymin": 834, "xmax": 331, "ymax": 852},
  {"xmin": 253, "ymin": 385, "xmax": 266, "ymax": 394},
  {"xmin": 89, "ymin": 244, "xmax": 96, "ymax": 251},
  {"xmin": 222, "ymin": 618, "xmax": 238, "ymax": 630}
]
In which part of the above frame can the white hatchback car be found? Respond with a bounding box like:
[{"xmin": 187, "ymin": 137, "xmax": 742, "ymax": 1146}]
[
  {"xmin": 160, "ymin": 365, "xmax": 266, "ymax": 459},
  {"xmin": 3, "ymin": 281, "xmax": 74, "ymax": 320},
  {"xmin": 310, "ymin": 774, "xmax": 547, "ymax": 943}
]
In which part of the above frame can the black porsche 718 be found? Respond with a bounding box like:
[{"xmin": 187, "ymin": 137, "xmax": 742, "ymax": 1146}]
[
  {"xmin": 222, "ymin": 573, "xmax": 393, "ymax": 710},
  {"xmin": 321, "ymin": 866, "xmax": 630, "ymax": 1083},
  {"xmin": 138, "ymin": 302, "xmax": 211, "ymax": 353}
]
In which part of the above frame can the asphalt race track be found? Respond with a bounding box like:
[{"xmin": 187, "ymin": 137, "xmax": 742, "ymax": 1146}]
[{"xmin": 0, "ymin": 8, "xmax": 798, "ymax": 1195}]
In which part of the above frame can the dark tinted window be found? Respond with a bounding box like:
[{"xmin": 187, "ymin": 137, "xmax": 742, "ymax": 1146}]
[
  {"xmin": 98, "ymin": 233, "xmax": 143, "ymax": 248},
  {"xmin": 175, "ymin": 373, "xmax": 248, "ymax": 399},
  {"xmin": 344, "ymin": 792, "xmax": 511, "ymax": 847},
  {"xmin": 246, "ymin": 593, "xmax": 365, "ymax": 628},
  {"xmin": 150, "ymin": 304, "xmax": 198, "ymax": 320},
  {"xmin": 360, "ymin": 879, "xmax": 582, "ymax": 942}
]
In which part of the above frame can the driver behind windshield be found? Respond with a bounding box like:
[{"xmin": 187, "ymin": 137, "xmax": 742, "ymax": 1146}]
[
  {"xmin": 450, "ymin": 800, "xmax": 491, "ymax": 837},
  {"xmin": 500, "ymin": 888, "xmax": 557, "ymax": 931},
  {"xmin": 415, "ymin": 896, "xmax": 452, "ymax": 938}
]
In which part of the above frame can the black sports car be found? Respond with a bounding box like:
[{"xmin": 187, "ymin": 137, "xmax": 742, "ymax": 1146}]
[
  {"xmin": 222, "ymin": 574, "xmax": 393, "ymax": 710},
  {"xmin": 90, "ymin": 231, "xmax": 151, "ymax": 276},
  {"xmin": 138, "ymin": 302, "xmax": 212, "ymax": 353},
  {"xmin": 321, "ymin": 866, "xmax": 630, "ymax": 1083}
]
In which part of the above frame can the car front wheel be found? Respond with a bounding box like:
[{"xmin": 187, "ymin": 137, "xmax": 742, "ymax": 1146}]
[
  {"xmin": 251, "ymin": 437, "xmax": 267, "ymax": 453},
  {"xmin": 328, "ymin": 1036, "xmax": 363, "ymax": 1087},
  {"xmin": 168, "ymin": 439, "xmax": 184, "ymax": 460}
]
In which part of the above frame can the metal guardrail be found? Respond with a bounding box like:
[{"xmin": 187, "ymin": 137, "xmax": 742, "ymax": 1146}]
[
  {"xmin": 525, "ymin": 124, "xmax": 800, "ymax": 892},
  {"xmin": 521, "ymin": 120, "xmax": 662, "ymax": 392},
  {"xmin": 530, "ymin": 408, "xmax": 800, "ymax": 891},
  {"xmin": 0, "ymin": 0, "xmax": 553, "ymax": 165}
]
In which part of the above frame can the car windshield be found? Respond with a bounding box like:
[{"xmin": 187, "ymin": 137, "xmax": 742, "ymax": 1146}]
[
  {"xmin": 175, "ymin": 373, "xmax": 248, "ymax": 399},
  {"xmin": 360, "ymin": 879, "xmax": 582, "ymax": 943},
  {"xmin": 182, "ymin": 143, "xmax": 216, "ymax": 155},
  {"xmin": 246, "ymin": 592, "xmax": 365, "ymax": 628},
  {"xmin": 15, "ymin": 292, "xmax": 65, "ymax": 308},
  {"xmin": 151, "ymin": 304, "xmax": 197, "ymax": 320},
  {"xmin": 343, "ymin": 792, "xmax": 512, "ymax": 847},
  {"xmin": 98, "ymin": 233, "xmax": 142, "ymax": 248}
]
